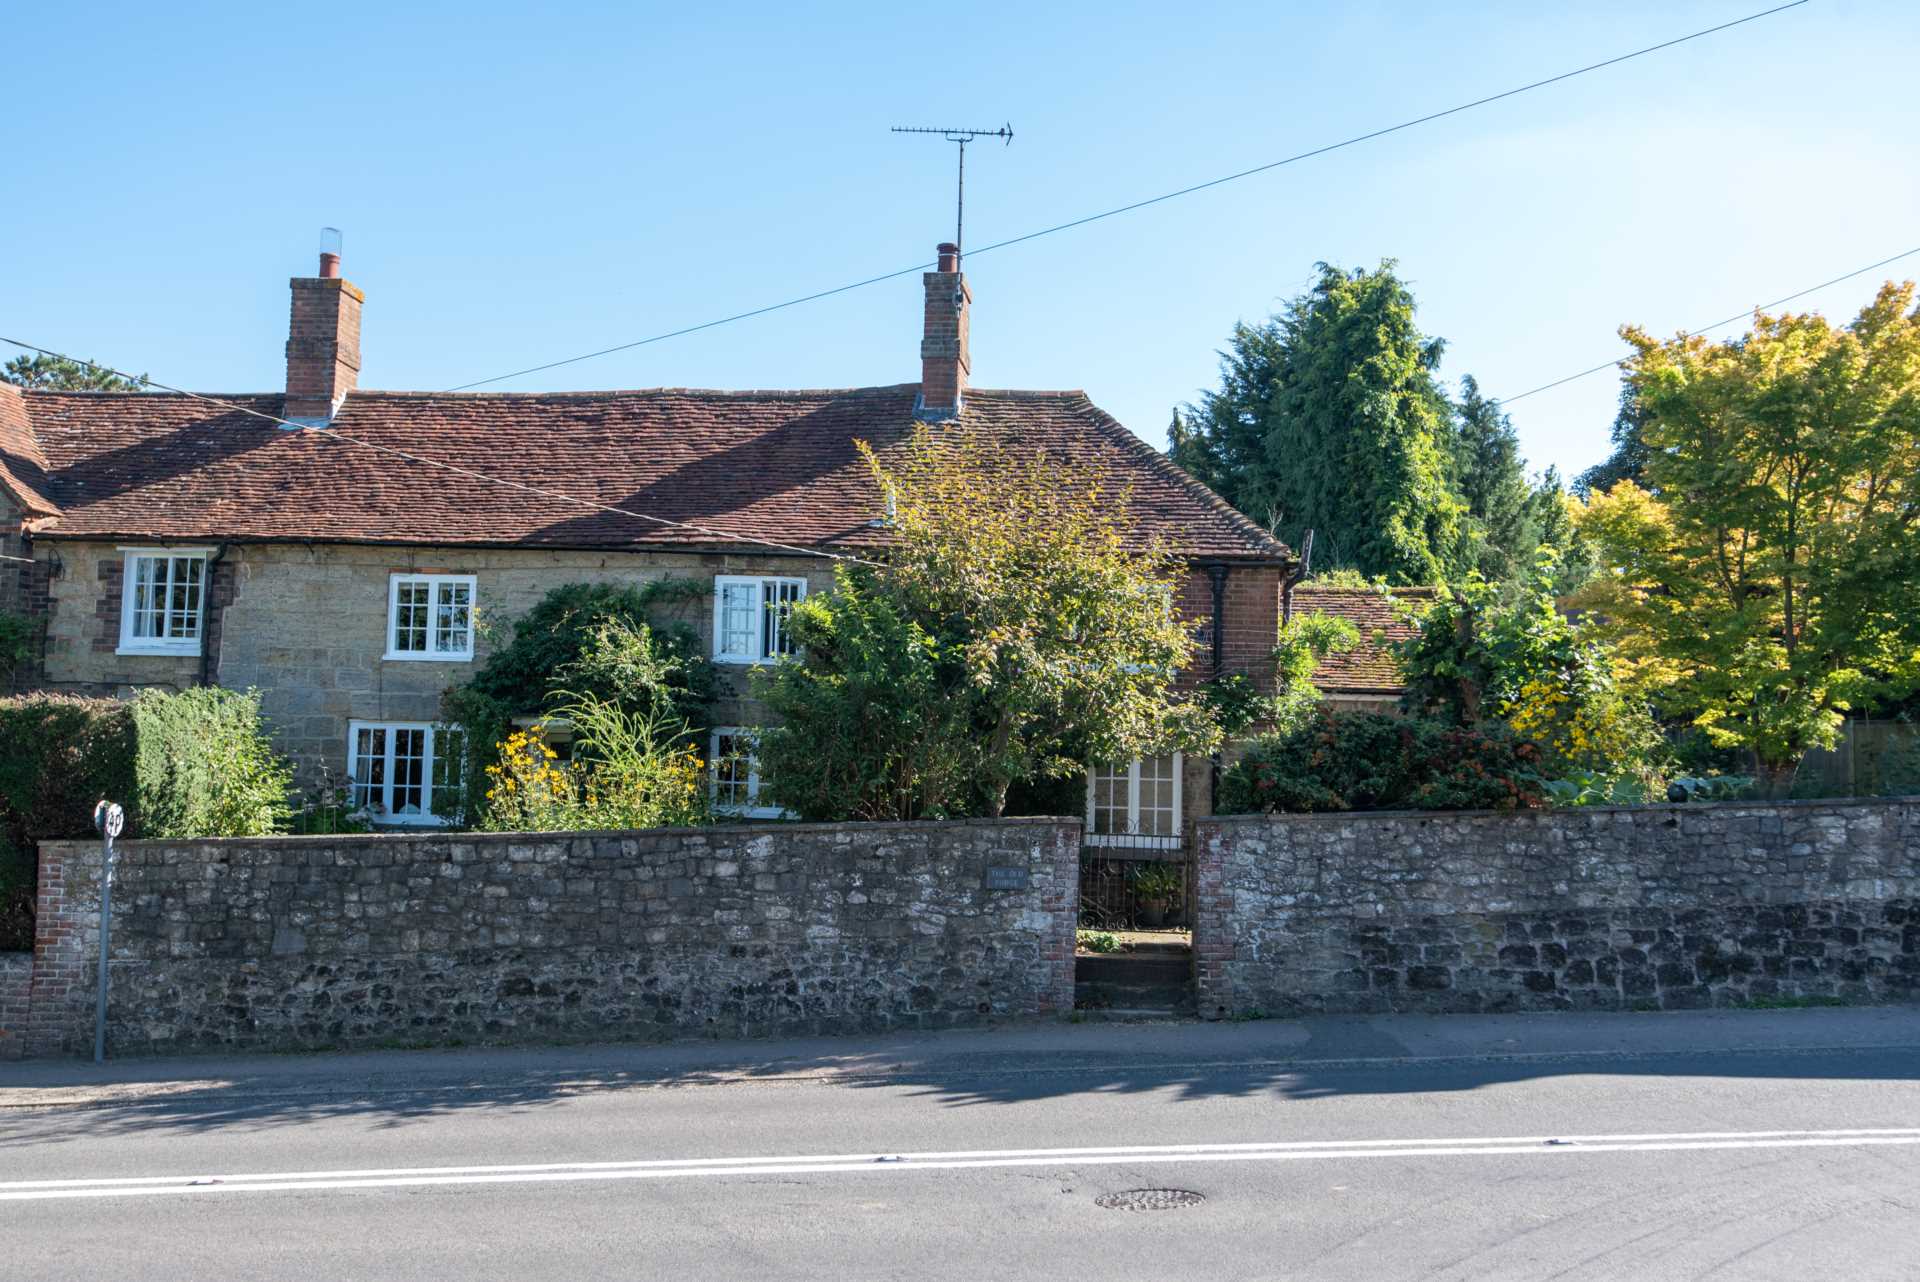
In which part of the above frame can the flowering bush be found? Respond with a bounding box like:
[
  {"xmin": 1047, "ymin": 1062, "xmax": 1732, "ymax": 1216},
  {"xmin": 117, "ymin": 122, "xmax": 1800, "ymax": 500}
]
[
  {"xmin": 1217, "ymin": 708, "xmax": 1548, "ymax": 814},
  {"xmin": 479, "ymin": 712, "xmax": 709, "ymax": 834}
]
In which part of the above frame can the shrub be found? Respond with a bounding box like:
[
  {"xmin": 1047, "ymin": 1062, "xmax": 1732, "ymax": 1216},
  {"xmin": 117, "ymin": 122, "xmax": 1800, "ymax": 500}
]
[
  {"xmin": 130, "ymin": 687, "xmax": 293, "ymax": 838},
  {"xmin": 0, "ymin": 696, "xmax": 137, "ymax": 949},
  {"xmin": 443, "ymin": 581, "xmax": 716, "ymax": 821},
  {"xmin": 1217, "ymin": 708, "xmax": 1548, "ymax": 814},
  {"xmin": 477, "ymin": 704, "xmax": 709, "ymax": 834},
  {"xmin": 0, "ymin": 688, "xmax": 292, "ymax": 949}
]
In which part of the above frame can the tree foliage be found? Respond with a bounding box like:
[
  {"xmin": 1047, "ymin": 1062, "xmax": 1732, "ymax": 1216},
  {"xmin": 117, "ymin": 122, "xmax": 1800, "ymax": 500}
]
[
  {"xmin": 1171, "ymin": 262, "xmax": 1464, "ymax": 584},
  {"xmin": 1575, "ymin": 382, "xmax": 1652, "ymax": 497},
  {"xmin": 1217, "ymin": 708, "xmax": 1547, "ymax": 814},
  {"xmin": 1, "ymin": 353, "xmax": 145, "ymax": 392},
  {"xmin": 756, "ymin": 425, "xmax": 1218, "ymax": 820},
  {"xmin": 1575, "ymin": 284, "xmax": 1920, "ymax": 791},
  {"xmin": 441, "ymin": 580, "xmax": 717, "ymax": 818},
  {"xmin": 1394, "ymin": 563, "xmax": 1666, "ymax": 795}
]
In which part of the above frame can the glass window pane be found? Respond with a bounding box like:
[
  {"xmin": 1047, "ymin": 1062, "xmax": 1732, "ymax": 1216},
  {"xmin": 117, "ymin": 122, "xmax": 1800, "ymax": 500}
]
[
  {"xmin": 351, "ymin": 727, "xmax": 387, "ymax": 812},
  {"xmin": 392, "ymin": 729, "xmax": 426, "ymax": 815}
]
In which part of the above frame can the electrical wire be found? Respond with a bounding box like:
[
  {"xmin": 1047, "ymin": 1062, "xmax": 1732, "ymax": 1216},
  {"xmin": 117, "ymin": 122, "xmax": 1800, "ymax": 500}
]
[
  {"xmin": 444, "ymin": 0, "xmax": 1811, "ymax": 392},
  {"xmin": 0, "ymin": 339, "xmax": 888, "ymax": 567},
  {"xmin": 1499, "ymin": 245, "xmax": 1920, "ymax": 404}
]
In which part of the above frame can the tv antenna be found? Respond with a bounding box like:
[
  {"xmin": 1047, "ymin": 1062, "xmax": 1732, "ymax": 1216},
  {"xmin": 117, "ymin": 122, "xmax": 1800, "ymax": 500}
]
[{"xmin": 890, "ymin": 123, "xmax": 1013, "ymax": 261}]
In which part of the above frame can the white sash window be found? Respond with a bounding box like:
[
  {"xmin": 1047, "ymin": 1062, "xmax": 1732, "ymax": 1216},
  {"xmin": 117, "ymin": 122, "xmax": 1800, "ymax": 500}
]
[
  {"xmin": 117, "ymin": 548, "xmax": 210, "ymax": 656},
  {"xmin": 712, "ymin": 575, "xmax": 807, "ymax": 663},
  {"xmin": 348, "ymin": 721, "xmax": 464, "ymax": 825},
  {"xmin": 385, "ymin": 574, "xmax": 476, "ymax": 661},
  {"xmin": 1086, "ymin": 753, "xmax": 1183, "ymax": 849}
]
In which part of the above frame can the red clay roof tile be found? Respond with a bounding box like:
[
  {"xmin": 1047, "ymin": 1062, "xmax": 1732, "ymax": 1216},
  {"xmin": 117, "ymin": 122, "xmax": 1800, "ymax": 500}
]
[{"xmin": 19, "ymin": 385, "xmax": 1290, "ymax": 562}]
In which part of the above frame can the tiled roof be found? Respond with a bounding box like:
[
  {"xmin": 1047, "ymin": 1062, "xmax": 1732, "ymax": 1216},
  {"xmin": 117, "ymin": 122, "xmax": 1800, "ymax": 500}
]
[
  {"xmin": 1291, "ymin": 584, "xmax": 1438, "ymax": 695},
  {"xmin": 13, "ymin": 385, "xmax": 1290, "ymax": 562},
  {"xmin": 0, "ymin": 383, "xmax": 59, "ymax": 518}
]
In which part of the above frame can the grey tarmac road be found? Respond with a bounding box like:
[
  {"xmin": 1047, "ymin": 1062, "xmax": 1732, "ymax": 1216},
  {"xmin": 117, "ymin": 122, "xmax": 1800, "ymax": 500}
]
[{"xmin": 3, "ymin": 1008, "xmax": 1920, "ymax": 1281}]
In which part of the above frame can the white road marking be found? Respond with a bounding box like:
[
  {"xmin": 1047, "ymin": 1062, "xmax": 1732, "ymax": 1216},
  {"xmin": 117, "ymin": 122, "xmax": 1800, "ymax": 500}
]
[{"xmin": 4, "ymin": 1129, "xmax": 1916, "ymax": 1201}]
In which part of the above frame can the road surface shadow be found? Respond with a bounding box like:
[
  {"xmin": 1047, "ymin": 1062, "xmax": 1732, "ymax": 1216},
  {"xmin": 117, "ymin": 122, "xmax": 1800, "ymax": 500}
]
[{"xmin": 5, "ymin": 1029, "xmax": 1919, "ymax": 1147}]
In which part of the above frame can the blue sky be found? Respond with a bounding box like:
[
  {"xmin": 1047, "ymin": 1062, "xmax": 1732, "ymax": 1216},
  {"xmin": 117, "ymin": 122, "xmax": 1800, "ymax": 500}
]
[{"xmin": 4, "ymin": 0, "xmax": 1915, "ymax": 490}]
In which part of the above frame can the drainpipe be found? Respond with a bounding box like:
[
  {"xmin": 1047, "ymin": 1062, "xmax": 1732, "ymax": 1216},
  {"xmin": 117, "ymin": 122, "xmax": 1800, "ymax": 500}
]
[{"xmin": 199, "ymin": 543, "xmax": 231, "ymax": 689}]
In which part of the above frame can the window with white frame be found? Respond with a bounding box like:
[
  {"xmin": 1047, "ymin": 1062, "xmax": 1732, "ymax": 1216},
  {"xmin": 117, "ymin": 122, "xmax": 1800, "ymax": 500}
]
[
  {"xmin": 385, "ymin": 574, "xmax": 476, "ymax": 661},
  {"xmin": 709, "ymin": 727, "xmax": 781, "ymax": 817},
  {"xmin": 347, "ymin": 721, "xmax": 464, "ymax": 825},
  {"xmin": 1086, "ymin": 753, "xmax": 1183, "ymax": 848},
  {"xmin": 117, "ymin": 548, "xmax": 210, "ymax": 655},
  {"xmin": 712, "ymin": 575, "xmax": 806, "ymax": 663}
]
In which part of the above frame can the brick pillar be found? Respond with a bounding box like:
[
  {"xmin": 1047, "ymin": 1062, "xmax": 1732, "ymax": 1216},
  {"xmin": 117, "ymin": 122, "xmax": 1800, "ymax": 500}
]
[
  {"xmin": 24, "ymin": 841, "xmax": 100, "ymax": 1057},
  {"xmin": 1190, "ymin": 818, "xmax": 1236, "ymax": 1019}
]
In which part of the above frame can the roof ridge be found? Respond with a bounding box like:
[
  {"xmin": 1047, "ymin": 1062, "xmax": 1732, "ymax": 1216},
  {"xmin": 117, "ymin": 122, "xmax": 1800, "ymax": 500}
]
[{"xmin": 1067, "ymin": 395, "xmax": 1293, "ymax": 562}]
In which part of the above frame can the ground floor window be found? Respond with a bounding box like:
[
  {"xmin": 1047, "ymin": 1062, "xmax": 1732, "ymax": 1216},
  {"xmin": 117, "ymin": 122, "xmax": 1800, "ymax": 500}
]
[
  {"xmin": 709, "ymin": 727, "xmax": 783, "ymax": 818},
  {"xmin": 347, "ymin": 720, "xmax": 464, "ymax": 825},
  {"xmin": 1086, "ymin": 753, "xmax": 1183, "ymax": 849}
]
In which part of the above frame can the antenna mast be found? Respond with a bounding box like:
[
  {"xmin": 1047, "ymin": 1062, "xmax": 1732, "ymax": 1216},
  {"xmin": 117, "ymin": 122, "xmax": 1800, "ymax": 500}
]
[{"xmin": 890, "ymin": 123, "xmax": 1013, "ymax": 261}]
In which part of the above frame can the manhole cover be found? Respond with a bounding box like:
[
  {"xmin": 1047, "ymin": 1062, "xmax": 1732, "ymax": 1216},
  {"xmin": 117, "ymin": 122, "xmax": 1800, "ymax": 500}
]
[{"xmin": 1095, "ymin": 1188, "xmax": 1206, "ymax": 1212}]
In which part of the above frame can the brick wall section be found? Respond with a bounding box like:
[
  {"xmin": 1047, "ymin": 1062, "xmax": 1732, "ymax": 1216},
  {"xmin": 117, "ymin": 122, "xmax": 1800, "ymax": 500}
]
[
  {"xmin": 1193, "ymin": 798, "xmax": 1920, "ymax": 1018},
  {"xmin": 12, "ymin": 817, "xmax": 1080, "ymax": 1058},
  {"xmin": 0, "ymin": 952, "xmax": 30, "ymax": 1060},
  {"xmin": 21, "ymin": 842, "xmax": 94, "ymax": 1057}
]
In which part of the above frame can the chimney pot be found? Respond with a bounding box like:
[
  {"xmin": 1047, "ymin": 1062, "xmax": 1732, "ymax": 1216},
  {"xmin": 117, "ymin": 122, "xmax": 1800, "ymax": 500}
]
[
  {"xmin": 318, "ymin": 252, "xmax": 341, "ymax": 279},
  {"xmin": 936, "ymin": 242, "xmax": 960, "ymax": 273}
]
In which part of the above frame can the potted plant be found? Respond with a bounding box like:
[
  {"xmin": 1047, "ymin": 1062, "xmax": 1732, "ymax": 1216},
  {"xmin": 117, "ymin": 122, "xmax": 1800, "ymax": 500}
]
[{"xmin": 1130, "ymin": 862, "xmax": 1182, "ymax": 929}]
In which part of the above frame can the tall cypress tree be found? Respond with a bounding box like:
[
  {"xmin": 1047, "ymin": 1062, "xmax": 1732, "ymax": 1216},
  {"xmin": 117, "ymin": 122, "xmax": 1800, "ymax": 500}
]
[
  {"xmin": 1451, "ymin": 374, "xmax": 1538, "ymax": 582},
  {"xmin": 1171, "ymin": 262, "xmax": 1463, "ymax": 584}
]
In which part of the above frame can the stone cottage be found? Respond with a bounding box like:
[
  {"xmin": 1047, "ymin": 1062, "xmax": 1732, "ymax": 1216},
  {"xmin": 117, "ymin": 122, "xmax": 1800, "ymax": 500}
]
[{"xmin": 0, "ymin": 242, "xmax": 1296, "ymax": 836}]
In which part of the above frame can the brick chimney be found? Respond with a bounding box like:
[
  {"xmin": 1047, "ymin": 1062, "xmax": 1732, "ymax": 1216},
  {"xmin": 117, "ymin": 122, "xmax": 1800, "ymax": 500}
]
[
  {"xmin": 284, "ymin": 244, "xmax": 362, "ymax": 423},
  {"xmin": 915, "ymin": 242, "xmax": 969, "ymax": 421}
]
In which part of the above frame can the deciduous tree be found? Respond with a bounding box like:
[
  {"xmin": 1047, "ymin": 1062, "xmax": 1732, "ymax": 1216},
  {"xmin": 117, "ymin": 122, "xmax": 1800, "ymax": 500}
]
[
  {"xmin": 756, "ymin": 426, "xmax": 1218, "ymax": 820},
  {"xmin": 1575, "ymin": 284, "xmax": 1920, "ymax": 793}
]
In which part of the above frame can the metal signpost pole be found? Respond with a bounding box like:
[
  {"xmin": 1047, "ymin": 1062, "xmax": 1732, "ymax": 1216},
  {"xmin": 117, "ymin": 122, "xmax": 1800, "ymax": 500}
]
[{"xmin": 91, "ymin": 800, "xmax": 123, "ymax": 1064}]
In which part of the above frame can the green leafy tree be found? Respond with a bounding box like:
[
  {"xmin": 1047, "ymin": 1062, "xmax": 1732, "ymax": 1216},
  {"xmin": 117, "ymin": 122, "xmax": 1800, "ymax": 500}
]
[
  {"xmin": 1451, "ymin": 375, "xmax": 1541, "ymax": 582},
  {"xmin": 1394, "ymin": 562, "xmax": 1666, "ymax": 794},
  {"xmin": 756, "ymin": 425, "xmax": 1219, "ymax": 820},
  {"xmin": 1576, "ymin": 284, "xmax": 1920, "ymax": 794},
  {"xmin": 1, "ymin": 353, "xmax": 144, "ymax": 392},
  {"xmin": 1171, "ymin": 262, "xmax": 1464, "ymax": 584},
  {"xmin": 1575, "ymin": 382, "xmax": 1652, "ymax": 496}
]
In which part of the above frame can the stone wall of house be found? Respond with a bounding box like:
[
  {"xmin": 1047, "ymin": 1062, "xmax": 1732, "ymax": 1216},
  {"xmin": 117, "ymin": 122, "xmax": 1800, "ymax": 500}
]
[
  {"xmin": 32, "ymin": 540, "xmax": 838, "ymax": 790},
  {"xmin": 28, "ymin": 540, "xmax": 1283, "ymax": 818},
  {"xmin": 1193, "ymin": 798, "xmax": 1920, "ymax": 1018},
  {"xmin": 11, "ymin": 817, "xmax": 1079, "ymax": 1058}
]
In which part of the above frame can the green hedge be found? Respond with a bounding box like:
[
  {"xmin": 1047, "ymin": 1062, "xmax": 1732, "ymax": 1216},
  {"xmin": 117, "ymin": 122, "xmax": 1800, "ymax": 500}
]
[
  {"xmin": 1218, "ymin": 708, "xmax": 1549, "ymax": 815},
  {"xmin": 0, "ymin": 688, "xmax": 291, "ymax": 951},
  {"xmin": 0, "ymin": 696, "xmax": 137, "ymax": 950}
]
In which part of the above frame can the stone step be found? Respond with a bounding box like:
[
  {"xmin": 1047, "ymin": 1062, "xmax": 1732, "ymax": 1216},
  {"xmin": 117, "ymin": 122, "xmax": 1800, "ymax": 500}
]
[{"xmin": 1075, "ymin": 953, "xmax": 1191, "ymax": 986}]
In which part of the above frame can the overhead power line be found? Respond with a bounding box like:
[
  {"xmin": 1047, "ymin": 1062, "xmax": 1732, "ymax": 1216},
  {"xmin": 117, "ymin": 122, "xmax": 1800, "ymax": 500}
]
[
  {"xmin": 0, "ymin": 339, "xmax": 887, "ymax": 568},
  {"xmin": 1499, "ymin": 245, "xmax": 1920, "ymax": 404},
  {"xmin": 444, "ymin": 0, "xmax": 1811, "ymax": 392}
]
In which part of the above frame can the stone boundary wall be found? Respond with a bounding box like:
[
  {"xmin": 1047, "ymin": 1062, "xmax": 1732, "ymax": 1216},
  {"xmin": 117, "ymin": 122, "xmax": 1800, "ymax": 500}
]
[
  {"xmin": 1194, "ymin": 798, "xmax": 1920, "ymax": 1018},
  {"xmin": 7, "ymin": 818, "xmax": 1078, "ymax": 1058}
]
